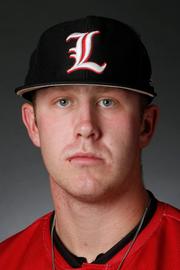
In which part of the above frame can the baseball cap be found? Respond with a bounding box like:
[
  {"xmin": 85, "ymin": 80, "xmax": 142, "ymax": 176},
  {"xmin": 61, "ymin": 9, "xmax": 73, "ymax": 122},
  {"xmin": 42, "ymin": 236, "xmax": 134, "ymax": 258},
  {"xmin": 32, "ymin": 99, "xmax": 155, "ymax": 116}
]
[{"xmin": 15, "ymin": 16, "xmax": 156, "ymax": 100}]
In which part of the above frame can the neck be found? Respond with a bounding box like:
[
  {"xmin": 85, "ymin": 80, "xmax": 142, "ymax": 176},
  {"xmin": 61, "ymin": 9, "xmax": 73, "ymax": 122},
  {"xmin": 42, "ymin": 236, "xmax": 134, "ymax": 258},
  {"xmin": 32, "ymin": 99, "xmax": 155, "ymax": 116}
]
[{"xmin": 50, "ymin": 179, "xmax": 149, "ymax": 263}]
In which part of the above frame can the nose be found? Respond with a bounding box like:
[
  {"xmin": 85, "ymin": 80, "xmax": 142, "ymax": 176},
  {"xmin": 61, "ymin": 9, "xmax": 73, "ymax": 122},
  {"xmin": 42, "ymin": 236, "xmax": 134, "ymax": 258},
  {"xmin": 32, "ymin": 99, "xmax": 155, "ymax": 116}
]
[{"xmin": 74, "ymin": 105, "xmax": 101, "ymax": 140}]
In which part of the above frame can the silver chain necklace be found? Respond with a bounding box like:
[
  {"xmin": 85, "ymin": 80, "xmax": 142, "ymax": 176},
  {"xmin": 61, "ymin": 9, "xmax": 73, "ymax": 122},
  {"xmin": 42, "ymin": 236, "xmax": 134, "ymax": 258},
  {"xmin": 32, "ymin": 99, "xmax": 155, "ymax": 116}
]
[{"xmin": 50, "ymin": 199, "xmax": 151, "ymax": 270}]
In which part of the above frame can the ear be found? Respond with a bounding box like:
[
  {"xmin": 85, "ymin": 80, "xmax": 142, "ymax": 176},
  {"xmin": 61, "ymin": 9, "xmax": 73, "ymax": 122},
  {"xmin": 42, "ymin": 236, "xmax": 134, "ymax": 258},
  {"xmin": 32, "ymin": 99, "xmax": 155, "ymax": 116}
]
[
  {"xmin": 139, "ymin": 104, "xmax": 159, "ymax": 149},
  {"xmin": 21, "ymin": 103, "xmax": 40, "ymax": 147}
]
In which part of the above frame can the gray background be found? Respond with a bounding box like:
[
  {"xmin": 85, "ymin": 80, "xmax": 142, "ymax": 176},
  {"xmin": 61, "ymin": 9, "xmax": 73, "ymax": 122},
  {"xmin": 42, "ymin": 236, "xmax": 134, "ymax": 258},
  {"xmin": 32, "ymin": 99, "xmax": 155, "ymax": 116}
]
[{"xmin": 0, "ymin": 0, "xmax": 179, "ymax": 241}]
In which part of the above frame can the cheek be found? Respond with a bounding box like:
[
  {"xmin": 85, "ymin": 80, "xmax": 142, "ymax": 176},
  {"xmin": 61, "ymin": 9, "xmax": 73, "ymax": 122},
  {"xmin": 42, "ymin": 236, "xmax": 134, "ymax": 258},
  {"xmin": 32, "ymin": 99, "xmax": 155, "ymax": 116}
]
[
  {"xmin": 105, "ymin": 113, "xmax": 140, "ymax": 142},
  {"xmin": 37, "ymin": 115, "xmax": 74, "ymax": 180},
  {"xmin": 103, "ymin": 113, "xmax": 141, "ymax": 161},
  {"xmin": 37, "ymin": 115, "xmax": 72, "ymax": 158}
]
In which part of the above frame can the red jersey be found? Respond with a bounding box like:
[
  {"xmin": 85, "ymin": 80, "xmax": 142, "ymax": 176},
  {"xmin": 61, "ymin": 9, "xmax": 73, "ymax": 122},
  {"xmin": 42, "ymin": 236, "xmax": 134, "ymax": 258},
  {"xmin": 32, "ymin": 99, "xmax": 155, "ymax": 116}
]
[{"xmin": 0, "ymin": 201, "xmax": 180, "ymax": 270}]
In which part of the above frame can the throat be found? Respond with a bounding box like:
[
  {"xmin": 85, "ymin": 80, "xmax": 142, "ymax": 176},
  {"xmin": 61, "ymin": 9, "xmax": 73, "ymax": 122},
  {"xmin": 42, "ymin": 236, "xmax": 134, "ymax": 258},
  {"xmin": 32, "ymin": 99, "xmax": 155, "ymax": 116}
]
[{"xmin": 50, "ymin": 192, "xmax": 157, "ymax": 267}]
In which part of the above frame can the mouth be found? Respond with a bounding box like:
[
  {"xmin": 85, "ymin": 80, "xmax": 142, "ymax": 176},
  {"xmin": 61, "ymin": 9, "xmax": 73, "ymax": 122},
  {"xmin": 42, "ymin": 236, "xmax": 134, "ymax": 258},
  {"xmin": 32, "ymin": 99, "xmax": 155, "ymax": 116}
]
[{"xmin": 67, "ymin": 153, "xmax": 103, "ymax": 166}]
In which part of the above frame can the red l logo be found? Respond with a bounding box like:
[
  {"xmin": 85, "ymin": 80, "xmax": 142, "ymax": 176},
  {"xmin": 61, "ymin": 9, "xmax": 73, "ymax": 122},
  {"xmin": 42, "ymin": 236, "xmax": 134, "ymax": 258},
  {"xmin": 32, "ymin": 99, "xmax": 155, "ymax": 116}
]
[{"xmin": 66, "ymin": 31, "xmax": 107, "ymax": 74}]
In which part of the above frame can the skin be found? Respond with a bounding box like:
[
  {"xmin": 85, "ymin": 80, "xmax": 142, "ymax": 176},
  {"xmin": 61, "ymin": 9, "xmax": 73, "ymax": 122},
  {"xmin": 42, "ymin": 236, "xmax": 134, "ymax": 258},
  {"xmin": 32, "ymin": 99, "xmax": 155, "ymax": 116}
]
[{"xmin": 22, "ymin": 85, "xmax": 159, "ymax": 262}]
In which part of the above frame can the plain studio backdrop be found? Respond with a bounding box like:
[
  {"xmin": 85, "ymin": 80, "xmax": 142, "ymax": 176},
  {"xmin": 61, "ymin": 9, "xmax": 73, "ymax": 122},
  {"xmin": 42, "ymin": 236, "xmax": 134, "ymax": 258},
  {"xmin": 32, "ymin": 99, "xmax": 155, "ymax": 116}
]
[{"xmin": 0, "ymin": 0, "xmax": 179, "ymax": 241}]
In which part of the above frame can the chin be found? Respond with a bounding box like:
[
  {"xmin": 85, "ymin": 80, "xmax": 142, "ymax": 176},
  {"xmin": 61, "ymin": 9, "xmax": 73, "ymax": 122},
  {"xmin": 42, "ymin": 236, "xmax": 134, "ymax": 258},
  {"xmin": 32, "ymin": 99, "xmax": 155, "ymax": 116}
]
[
  {"xmin": 62, "ymin": 180, "xmax": 120, "ymax": 204},
  {"xmin": 65, "ymin": 190, "xmax": 110, "ymax": 204}
]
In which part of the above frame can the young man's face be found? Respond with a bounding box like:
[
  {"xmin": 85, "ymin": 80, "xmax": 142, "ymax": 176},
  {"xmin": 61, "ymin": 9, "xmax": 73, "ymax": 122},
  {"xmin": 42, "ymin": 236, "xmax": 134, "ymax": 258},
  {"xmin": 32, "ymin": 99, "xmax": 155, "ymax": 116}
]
[{"xmin": 22, "ymin": 86, "xmax": 158, "ymax": 202}]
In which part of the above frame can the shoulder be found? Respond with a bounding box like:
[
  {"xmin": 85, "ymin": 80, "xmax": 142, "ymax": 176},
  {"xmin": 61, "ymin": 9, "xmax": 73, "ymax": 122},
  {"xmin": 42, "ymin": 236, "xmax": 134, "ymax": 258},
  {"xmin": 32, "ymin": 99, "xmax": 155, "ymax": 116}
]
[
  {"xmin": 0, "ymin": 212, "xmax": 53, "ymax": 267},
  {"xmin": 121, "ymin": 201, "xmax": 180, "ymax": 269},
  {"xmin": 1, "ymin": 212, "xmax": 52, "ymax": 246},
  {"xmin": 155, "ymin": 200, "xmax": 180, "ymax": 239},
  {"xmin": 159, "ymin": 200, "xmax": 180, "ymax": 223}
]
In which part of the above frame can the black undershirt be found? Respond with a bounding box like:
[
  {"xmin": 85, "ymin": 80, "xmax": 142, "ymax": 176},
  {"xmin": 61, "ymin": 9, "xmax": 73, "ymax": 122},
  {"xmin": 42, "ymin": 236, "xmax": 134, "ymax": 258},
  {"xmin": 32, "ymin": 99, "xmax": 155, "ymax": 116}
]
[{"xmin": 50, "ymin": 191, "xmax": 157, "ymax": 268}]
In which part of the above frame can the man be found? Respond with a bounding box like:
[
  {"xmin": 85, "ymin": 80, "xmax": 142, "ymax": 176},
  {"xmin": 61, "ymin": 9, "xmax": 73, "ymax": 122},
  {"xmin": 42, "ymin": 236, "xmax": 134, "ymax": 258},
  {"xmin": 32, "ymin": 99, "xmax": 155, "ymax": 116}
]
[{"xmin": 0, "ymin": 16, "xmax": 179, "ymax": 269}]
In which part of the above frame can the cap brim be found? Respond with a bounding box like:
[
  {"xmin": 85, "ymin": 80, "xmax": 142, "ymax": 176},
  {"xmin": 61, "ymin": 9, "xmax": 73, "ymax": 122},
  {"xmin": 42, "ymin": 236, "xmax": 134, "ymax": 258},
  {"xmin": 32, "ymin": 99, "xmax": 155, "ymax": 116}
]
[{"xmin": 15, "ymin": 82, "xmax": 156, "ymax": 98}]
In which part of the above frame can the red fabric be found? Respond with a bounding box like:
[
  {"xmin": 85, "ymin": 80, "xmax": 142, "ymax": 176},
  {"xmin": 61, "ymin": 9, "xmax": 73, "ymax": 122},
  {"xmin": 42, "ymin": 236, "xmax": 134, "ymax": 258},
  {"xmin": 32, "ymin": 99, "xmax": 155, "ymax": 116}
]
[{"xmin": 0, "ymin": 201, "xmax": 180, "ymax": 270}]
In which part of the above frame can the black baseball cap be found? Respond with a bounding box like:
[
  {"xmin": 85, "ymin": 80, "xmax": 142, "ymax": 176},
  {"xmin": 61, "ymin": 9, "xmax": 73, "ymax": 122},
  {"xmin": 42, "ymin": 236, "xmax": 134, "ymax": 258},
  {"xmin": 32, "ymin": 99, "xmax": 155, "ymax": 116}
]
[{"xmin": 15, "ymin": 16, "xmax": 156, "ymax": 100}]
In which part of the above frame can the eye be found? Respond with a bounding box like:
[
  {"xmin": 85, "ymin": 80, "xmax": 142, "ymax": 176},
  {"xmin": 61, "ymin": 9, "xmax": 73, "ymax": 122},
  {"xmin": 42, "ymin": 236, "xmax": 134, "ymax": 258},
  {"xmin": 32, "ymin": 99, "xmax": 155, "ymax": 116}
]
[
  {"xmin": 56, "ymin": 98, "xmax": 71, "ymax": 108},
  {"xmin": 98, "ymin": 98, "xmax": 115, "ymax": 108}
]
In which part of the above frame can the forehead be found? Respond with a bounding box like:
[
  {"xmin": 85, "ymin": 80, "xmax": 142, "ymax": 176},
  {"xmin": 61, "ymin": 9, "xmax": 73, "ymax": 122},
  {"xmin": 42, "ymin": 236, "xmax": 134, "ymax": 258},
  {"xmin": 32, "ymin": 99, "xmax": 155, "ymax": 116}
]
[{"xmin": 35, "ymin": 85, "xmax": 140, "ymax": 100}]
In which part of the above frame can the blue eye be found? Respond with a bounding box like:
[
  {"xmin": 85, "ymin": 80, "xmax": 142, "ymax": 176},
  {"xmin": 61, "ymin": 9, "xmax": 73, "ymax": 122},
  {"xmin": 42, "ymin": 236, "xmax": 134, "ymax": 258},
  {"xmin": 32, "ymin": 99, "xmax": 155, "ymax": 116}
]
[
  {"xmin": 99, "ymin": 99, "xmax": 114, "ymax": 108},
  {"xmin": 57, "ymin": 98, "xmax": 70, "ymax": 107}
]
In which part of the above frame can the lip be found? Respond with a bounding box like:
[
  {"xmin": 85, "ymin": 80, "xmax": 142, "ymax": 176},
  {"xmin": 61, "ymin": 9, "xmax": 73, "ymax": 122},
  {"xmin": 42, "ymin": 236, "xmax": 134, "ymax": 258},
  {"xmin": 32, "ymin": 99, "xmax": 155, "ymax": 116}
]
[{"xmin": 67, "ymin": 152, "xmax": 103, "ymax": 165}]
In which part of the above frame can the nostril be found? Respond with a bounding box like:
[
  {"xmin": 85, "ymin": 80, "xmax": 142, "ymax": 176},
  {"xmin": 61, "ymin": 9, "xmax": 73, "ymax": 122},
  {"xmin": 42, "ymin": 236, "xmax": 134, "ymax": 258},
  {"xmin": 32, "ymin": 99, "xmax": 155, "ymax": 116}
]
[
  {"xmin": 75, "ymin": 121, "xmax": 101, "ymax": 140},
  {"xmin": 77, "ymin": 125, "xmax": 95, "ymax": 138}
]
